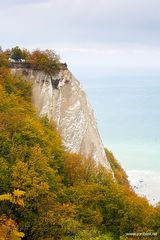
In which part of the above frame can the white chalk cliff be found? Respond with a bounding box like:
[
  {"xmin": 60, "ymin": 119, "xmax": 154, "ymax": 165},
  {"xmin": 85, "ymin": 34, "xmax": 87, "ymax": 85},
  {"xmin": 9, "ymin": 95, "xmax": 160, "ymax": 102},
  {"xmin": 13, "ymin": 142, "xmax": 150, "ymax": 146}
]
[{"xmin": 11, "ymin": 67, "xmax": 112, "ymax": 171}]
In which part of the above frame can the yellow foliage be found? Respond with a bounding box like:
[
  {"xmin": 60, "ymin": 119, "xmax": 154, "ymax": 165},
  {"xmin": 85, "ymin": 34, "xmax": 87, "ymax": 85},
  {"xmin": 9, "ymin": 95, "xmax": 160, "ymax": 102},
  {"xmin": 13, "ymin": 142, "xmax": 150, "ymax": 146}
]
[
  {"xmin": 0, "ymin": 190, "xmax": 25, "ymax": 207},
  {"xmin": 0, "ymin": 190, "xmax": 25, "ymax": 239},
  {"xmin": 13, "ymin": 189, "xmax": 25, "ymax": 198},
  {"xmin": 0, "ymin": 48, "xmax": 159, "ymax": 239},
  {"xmin": 0, "ymin": 215, "xmax": 24, "ymax": 240},
  {"xmin": 0, "ymin": 194, "xmax": 12, "ymax": 202},
  {"xmin": 64, "ymin": 153, "xmax": 98, "ymax": 185}
]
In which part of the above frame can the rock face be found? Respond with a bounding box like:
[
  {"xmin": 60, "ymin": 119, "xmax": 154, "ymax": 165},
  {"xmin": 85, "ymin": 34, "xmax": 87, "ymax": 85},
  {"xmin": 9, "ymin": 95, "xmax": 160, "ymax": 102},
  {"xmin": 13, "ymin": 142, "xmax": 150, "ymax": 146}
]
[{"xmin": 11, "ymin": 67, "xmax": 112, "ymax": 171}]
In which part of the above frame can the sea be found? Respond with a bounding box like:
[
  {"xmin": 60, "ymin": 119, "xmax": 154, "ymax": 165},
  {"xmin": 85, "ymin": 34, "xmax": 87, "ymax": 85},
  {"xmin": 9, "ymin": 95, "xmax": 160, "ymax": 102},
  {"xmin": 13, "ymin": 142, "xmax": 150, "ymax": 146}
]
[{"xmin": 71, "ymin": 65, "xmax": 160, "ymax": 204}]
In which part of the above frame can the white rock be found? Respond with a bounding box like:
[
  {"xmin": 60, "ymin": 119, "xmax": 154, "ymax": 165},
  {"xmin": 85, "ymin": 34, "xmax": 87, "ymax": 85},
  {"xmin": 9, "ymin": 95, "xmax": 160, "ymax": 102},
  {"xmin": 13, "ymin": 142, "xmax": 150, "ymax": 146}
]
[{"xmin": 11, "ymin": 68, "xmax": 113, "ymax": 172}]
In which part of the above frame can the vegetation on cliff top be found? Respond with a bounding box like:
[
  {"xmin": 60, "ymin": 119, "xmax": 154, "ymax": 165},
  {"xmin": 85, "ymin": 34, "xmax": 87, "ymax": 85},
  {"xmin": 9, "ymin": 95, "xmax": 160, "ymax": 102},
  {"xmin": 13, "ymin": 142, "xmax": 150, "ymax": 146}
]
[
  {"xmin": 2, "ymin": 46, "xmax": 61, "ymax": 77},
  {"xmin": 0, "ymin": 49, "xmax": 159, "ymax": 240}
]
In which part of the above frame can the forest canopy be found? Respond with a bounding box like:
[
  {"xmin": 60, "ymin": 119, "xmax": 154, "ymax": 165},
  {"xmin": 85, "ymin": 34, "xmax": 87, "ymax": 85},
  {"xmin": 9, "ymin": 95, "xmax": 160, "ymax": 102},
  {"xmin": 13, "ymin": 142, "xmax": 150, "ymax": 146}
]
[{"xmin": 0, "ymin": 48, "xmax": 159, "ymax": 240}]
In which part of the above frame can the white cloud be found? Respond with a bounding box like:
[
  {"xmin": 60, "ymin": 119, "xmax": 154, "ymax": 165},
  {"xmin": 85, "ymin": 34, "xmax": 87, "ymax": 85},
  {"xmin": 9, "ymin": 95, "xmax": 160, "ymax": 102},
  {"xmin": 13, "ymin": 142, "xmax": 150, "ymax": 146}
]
[
  {"xmin": 53, "ymin": 44, "xmax": 160, "ymax": 69},
  {"xmin": 1, "ymin": 0, "xmax": 160, "ymax": 49}
]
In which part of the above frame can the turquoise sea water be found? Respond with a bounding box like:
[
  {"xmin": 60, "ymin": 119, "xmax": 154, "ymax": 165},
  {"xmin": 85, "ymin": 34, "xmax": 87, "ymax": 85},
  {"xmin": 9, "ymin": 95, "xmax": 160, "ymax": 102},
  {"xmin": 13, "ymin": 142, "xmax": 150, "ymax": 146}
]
[{"xmin": 72, "ymin": 67, "xmax": 160, "ymax": 172}]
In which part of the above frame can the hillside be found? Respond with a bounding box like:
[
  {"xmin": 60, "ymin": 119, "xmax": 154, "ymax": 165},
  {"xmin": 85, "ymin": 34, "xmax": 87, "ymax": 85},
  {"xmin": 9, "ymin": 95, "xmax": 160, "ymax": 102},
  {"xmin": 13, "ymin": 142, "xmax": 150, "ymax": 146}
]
[
  {"xmin": 0, "ymin": 48, "xmax": 159, "ymax": 240},
  {"xmin": 9, "ymin": 46, "xmax": 112, "ymax": 171}
]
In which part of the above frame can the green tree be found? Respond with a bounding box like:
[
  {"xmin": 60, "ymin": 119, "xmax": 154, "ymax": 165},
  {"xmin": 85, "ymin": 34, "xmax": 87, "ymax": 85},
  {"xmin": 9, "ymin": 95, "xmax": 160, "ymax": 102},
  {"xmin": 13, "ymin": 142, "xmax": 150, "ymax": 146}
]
[{"xmin": 11, "ymin": 46, "xmax": 23, "ymax": 62}]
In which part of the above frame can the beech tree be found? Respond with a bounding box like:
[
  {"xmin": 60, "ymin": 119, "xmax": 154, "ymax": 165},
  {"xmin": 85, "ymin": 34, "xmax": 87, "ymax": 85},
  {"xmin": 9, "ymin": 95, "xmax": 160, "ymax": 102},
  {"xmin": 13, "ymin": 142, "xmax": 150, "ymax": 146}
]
[
  {"xmin": 105, "ymin": 148, "xmax": 129, "ymax": 187},
  {"xmin": 0, "ymin": 190, "xmax": 25, "ymax": 239},
  {"xmin": 0, "ymin": 51, "xmax": 9, "ymax": 67},
  {"xmin": 30, "ymin": 49, "xmax": 60, "ymax": 77},
  {"xmin": 0, "ymin": 48, "xmax": 159, "ymax": 240}
]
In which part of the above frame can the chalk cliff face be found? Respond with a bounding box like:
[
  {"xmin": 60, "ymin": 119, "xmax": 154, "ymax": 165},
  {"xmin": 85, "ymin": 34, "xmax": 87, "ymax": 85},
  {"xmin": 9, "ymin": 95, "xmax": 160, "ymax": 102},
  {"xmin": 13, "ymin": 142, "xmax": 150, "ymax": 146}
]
[{"xmin": 11, "ymin": 67, "xmax": 112, "ymax": 171}]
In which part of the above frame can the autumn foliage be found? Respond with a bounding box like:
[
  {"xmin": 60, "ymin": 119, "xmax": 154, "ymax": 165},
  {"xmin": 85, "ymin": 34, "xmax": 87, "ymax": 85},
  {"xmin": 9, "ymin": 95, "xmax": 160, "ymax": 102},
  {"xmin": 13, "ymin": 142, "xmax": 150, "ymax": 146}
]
[
  {"xmin": 0, "ymin": 49, "xmax": 159, "ymax": 240},
  {"xmin": 30, "ymin": 49, "xmax": 60, "ymax": 76},
  {"xmin": 3, "ymin": 46, "xmax": 61, "ymax": 77}
]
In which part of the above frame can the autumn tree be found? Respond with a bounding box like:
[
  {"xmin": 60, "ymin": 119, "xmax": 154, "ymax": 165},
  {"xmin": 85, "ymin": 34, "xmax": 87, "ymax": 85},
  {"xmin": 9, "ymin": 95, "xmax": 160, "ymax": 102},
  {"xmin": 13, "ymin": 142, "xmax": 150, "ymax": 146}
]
[
  {"xmin": 0, "ymin": 190, "xmax": 25, "ymax": 239},
  {"xmin": 0, "ymin": 64, "xmax": 75, "ymax": 239},
  {"xmin": 0, "ymin": 51, "xmax": 9, "ymax": 68},
  {"xmin": 0, "ymin": 48, "xmax": 159, "ymax": 240},
  {"xmin": 64, "ymin": 153, "xmax": 99, "ymax": 185},
  {"xmin": 105, "ymin": 148, "xmax": 129, "ymax": 187},
  {"xmin": 30, "ymin": 49, "xmax": 60, "ymax": 77}
]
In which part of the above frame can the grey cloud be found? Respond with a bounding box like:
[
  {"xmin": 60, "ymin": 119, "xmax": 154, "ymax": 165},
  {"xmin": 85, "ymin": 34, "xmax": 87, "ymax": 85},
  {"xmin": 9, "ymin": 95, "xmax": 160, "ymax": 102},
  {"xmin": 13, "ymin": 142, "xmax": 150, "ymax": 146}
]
[
  {"xmin": 1, "ymin": 0, "xmax": 48, "ymax": 7},
  {"xmin": 1, "ymin": 0, "xmax": 160, "ymax": 48}
]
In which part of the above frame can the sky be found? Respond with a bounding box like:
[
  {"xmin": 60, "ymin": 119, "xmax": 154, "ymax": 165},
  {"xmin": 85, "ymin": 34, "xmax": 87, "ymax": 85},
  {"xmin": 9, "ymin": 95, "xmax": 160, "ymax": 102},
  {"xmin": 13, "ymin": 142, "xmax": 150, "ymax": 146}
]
[
  {"xmin": 1, "ymin": 0, "xmax": 160, "ymax": 70},
  {"xmin": 1, "ymin": 0, "xmax": 160, "ymax": 203}
]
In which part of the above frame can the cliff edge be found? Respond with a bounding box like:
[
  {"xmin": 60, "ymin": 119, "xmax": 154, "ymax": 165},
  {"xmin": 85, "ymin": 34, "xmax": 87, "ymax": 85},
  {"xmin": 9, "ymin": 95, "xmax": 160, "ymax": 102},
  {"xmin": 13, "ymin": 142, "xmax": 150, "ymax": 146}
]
[{"xmin": 11, "ymin": 66, "xmax": 112, "ymax": 171}]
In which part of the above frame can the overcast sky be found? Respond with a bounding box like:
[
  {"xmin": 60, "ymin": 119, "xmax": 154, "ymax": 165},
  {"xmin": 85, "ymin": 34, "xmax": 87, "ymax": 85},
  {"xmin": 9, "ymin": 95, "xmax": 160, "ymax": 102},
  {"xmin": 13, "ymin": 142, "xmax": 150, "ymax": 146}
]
[
  {"xmin": 1, "ymin": 0, "xmax": 160, "ymax": 69},
  {"xmin": 1, "ymin": 1, "xmax": 160, "ymax": 202}
]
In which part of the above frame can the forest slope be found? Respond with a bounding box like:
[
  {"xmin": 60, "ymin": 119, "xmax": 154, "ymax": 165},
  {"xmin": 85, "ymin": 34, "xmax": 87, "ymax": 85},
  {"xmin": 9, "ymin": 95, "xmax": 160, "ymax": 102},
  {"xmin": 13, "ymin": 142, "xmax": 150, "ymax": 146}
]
[{"xmin": 0, "ymin": 49, "xmax": 159, "ymax": 240}]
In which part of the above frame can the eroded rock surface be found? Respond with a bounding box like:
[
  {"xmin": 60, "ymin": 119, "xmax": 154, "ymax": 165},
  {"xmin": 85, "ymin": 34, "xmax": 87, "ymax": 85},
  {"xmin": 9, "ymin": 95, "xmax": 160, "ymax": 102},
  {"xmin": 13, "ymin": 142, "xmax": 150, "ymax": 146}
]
[{"xmin": 11, "ymin": 68, "xmax": 112, "ymax": 171}]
